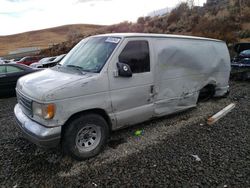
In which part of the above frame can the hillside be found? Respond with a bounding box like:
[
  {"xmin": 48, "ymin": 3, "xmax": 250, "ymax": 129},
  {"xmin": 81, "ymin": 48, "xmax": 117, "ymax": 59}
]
[
  {"xmin": 1, "ymin": 0, "xmax": 250, "ymax": 57},
  {"xmin": 41, "ymin": 0, "xmax": 250, "ymax": 57},
  {"xmin": 0, "ymin": 24, "xmax": 104, "ymax": 56}
]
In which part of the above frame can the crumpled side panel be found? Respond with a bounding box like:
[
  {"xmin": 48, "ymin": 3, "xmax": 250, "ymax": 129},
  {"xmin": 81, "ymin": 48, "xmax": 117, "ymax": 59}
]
[{"xmin": 153, "ymin": 38, "xmax": 230, "ymax": 116}]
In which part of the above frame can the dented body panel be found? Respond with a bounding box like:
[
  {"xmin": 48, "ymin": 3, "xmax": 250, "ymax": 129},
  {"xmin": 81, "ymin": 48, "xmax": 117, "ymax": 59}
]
[
  {"xmin": 14, "ymin": 33, "xmax": 231, "ymax": 147},
  {"xmin": 153, "ymin": 37, "xmax": 230, "ymax": 115}
]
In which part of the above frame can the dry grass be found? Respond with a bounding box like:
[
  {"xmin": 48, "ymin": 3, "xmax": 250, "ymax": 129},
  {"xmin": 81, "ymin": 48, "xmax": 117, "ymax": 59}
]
[
  {"xmin": 240, "ymin": 38, "xmax": 250, "ymax": 42},
  {"xmin": 0, "ymin": 24, "xmax": 104, "ymax": 56}
]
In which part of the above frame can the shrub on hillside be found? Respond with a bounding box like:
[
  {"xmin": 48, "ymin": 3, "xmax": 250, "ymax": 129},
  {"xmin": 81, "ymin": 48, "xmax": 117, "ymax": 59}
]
[
  {"xmin": 239, "ymin": 30, "xmax": 250, "ymax": 39},
  {"xmin": 137, "ymin": 17, "xmax": 145, "ymax": 25},
  {"xmin": 192, "ymin": 16, "xmax": 239, "ymax": 43},
  {"xmin": 167, "ymin": 2, "xmax": 190, "ymax": 24}
]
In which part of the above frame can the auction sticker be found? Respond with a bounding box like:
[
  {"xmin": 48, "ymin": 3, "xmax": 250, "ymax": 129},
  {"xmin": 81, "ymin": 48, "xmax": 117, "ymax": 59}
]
[{"xmin": 105, "ymin": 37, "xmax": 121, "ymax": 44}]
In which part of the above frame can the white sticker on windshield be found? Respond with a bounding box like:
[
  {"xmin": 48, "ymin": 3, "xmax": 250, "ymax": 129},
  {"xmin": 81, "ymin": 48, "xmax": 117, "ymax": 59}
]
[{"xmin": 105, "ymin": 37, "xmax": 120, "ymax": 44}]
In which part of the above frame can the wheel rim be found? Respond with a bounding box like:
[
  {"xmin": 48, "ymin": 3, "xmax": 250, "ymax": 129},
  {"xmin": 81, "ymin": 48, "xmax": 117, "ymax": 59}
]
[{"xmin": 75, "ymin": 124, "xmax": 101, "ymax": 152}]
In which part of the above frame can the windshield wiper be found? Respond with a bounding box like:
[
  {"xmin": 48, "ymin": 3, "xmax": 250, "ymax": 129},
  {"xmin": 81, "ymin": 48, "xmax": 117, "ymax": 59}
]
[{"xmin": 66, "ymin": 65, "xmax": 85, "ymax": 74}]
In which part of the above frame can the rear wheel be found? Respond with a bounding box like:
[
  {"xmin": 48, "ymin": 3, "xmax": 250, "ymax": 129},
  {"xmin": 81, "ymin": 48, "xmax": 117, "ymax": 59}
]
[{"xmin": 63, "ymin": 113, "xmax": 109, "ymax": 160}]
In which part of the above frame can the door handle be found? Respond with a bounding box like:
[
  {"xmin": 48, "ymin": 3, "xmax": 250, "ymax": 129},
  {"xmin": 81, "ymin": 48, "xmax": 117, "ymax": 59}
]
[
  {"xmin": 149, "ymin": 85, "xmax": 155, "ymax": 97},
  {"xmin": 150, "ymin": 85, "xmax": 154, "ymax": 94}
]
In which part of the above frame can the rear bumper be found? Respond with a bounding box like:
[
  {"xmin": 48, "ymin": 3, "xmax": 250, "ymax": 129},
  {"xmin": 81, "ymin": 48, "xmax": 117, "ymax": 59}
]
[{"xmin": 14, "ymin": 104, "xmax": 61, "ymax": 148}]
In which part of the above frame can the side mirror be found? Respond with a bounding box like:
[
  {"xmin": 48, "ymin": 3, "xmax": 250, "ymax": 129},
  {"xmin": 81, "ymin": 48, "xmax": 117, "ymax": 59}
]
[{"xmin": 116, "ymin": 62, "xmax": 132, "ymax": 77}]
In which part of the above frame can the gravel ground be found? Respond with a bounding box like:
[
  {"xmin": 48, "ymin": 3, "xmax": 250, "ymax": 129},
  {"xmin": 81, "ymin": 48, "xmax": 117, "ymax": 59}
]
[{"xmin": 0, "ymin": 81, "xmax": 249, "ymax": 187}]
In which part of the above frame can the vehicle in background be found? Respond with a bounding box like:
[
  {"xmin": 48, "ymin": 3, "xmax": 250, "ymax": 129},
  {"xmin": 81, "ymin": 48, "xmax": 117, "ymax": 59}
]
[
  {"xmin": 16, "ymin": 56, "xmax": 42, "ymax": 66},
  {"xmin": 30, "ymin": 56, "xmax": 56, "ymax": 68},
  {"xmin": 14, "ymin": 57, "xmax": 22, "ymax": 62},
  {"xmin": 0, "ymin": 59, "xmax": 14, "ymax": 64},
  {"xmin": 30, "ymin": 54, "xmax": 65, "ymax": 68},
  {"xmin": 0, "ymin": 59, "xmax": 4, "ymax": 64},
  {"xmin": 3, "ymin": 59, "xmax": 13, "ymax": 64},
  {"xmin": 231, "ymin": 43, "xmax": 250, "ymax": 80},
  {"xmin": 49, "ymin": 54, "xmax": 66, "ymax": 67},
  {"xmin": 0, "ymin": 64, "xmax": 39, "ymax": 97},
  {"xmin": 14, "ymin": 33, "xmax": 231, "ymax": 160}
]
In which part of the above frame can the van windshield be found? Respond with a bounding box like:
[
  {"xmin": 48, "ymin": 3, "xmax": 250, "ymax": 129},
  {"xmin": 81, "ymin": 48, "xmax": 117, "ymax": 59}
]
[{"xmin": 60, "ymin": 36, "xmax": 121, "ymax": 73}]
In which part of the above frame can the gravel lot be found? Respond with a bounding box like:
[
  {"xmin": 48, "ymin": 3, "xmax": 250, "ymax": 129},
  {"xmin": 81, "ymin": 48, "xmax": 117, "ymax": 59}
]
[{"xmin": 0, "ymin": 81, "xmax": 249, "ymax": 187}]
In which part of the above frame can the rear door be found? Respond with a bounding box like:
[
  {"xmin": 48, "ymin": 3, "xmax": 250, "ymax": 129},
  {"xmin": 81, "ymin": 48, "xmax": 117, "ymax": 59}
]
[{"xmin": 108, "ymin": 38, "xmax": 155, "ymax": 129}]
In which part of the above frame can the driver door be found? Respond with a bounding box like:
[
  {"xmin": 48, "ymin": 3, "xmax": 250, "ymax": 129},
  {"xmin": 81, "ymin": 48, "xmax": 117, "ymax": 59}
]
[{"xmin": 108, "ymin": 38, "xmax": 155, "ymax": 129}]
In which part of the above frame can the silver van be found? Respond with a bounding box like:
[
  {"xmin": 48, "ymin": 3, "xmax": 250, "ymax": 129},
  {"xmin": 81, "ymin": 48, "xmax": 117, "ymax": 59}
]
[{"xmin": 14, "ymin": 33, "xmax": 231, "ymax": 160}]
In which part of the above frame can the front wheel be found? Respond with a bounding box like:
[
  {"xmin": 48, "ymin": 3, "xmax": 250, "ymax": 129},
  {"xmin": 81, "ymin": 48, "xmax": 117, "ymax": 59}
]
[{"xmin": 63, "ymin": 113, "xmax": 109, "ymax": 160}]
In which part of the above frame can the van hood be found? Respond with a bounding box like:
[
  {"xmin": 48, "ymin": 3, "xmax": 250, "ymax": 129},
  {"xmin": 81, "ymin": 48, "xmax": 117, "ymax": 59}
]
[{"xmin": 17, "ymin": 68, "xmax": 96, "ymax": 101}]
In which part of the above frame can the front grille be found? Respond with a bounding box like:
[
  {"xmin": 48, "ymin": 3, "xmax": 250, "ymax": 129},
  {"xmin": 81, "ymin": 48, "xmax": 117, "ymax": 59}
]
[{"xmin": 17, "ymin": 92, "xmax": 32, "ymax": 116}]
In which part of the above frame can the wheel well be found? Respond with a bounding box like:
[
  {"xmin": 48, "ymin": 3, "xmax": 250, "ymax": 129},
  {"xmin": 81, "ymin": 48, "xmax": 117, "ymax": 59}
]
[
  {"xmin": 198, "ymin": 84, "xmax": 216, "ymax": 101},
  {"xmin": 202, "ymin": 84, "xmax": 215, "ymax": 90},
  {"xmin": 62, "ymin": 109, "xmax": 112, "ymax": 136}
]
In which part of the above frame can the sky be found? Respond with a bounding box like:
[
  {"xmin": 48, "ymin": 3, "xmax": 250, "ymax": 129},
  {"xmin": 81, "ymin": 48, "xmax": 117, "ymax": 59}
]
[{"xmin": 0, "ymin": 0, "xmax": 206, "ymax": 36}]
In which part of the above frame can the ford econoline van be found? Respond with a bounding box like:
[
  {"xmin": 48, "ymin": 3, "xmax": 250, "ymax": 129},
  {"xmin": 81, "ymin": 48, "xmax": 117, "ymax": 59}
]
[{"xmin": 14, "ymin": 33, "xmax": 231, "ymax": 160}]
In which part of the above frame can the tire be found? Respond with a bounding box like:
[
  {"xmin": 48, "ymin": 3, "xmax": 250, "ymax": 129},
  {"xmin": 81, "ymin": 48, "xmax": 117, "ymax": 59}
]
[{"xmin": 63, "ymin": 113, "xmax": 109, "ymax": 161}]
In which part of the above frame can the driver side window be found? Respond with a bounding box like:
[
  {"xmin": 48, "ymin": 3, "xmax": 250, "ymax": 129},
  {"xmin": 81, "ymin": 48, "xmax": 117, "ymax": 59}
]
[
  {"xmin": 6, "ymin": 66, "xmax": 23, "ymax": 73},
  {"xmin": 118, "ymin": 40, "xmax": 150, "ymax": 73}
]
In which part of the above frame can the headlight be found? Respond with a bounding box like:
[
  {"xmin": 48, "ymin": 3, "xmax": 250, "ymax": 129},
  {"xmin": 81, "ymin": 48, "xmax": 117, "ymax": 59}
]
[{"xmin": 32, "ymin": 102, "xmax": 56, "ymax": 119}]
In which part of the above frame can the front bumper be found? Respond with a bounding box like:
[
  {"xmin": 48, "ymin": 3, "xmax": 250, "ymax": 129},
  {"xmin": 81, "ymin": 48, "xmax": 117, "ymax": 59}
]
[{"xmin": 14, "ymin": 104, "xmax": 61, "ymax": 148}]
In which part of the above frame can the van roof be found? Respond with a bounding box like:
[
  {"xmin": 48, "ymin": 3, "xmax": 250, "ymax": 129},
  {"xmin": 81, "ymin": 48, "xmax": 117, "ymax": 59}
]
[{"xmin": 94, "ymin": 33, "xmax": 223, "ymax": 43}]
